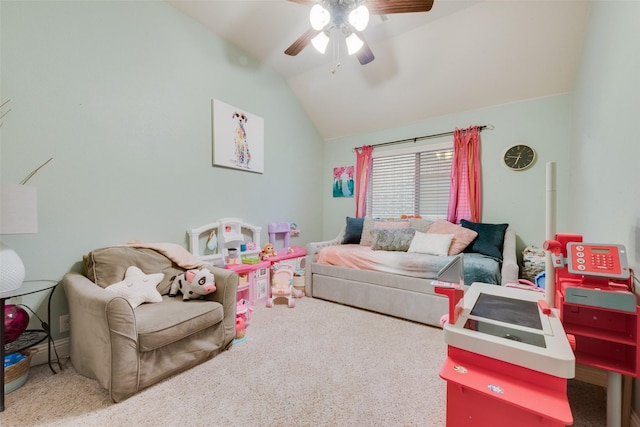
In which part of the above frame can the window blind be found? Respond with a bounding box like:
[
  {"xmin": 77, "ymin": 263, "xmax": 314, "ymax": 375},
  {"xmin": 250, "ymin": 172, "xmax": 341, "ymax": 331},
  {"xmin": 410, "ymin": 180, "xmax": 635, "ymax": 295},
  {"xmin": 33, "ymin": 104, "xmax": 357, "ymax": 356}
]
[{"xmin": 367, "ymin": 143, "xmax": 453, "ymax": 218}]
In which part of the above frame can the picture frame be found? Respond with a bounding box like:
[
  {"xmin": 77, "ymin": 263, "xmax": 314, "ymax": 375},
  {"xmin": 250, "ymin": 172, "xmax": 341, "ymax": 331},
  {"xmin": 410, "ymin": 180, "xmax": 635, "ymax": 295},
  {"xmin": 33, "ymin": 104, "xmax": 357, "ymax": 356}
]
[
  {"xmin": 333, "ymin": 166, "xmax": 354, "ymax": 198},
  {"xmin": 212, "ymin": 99, "xmax": 264, "ymax": 173}
]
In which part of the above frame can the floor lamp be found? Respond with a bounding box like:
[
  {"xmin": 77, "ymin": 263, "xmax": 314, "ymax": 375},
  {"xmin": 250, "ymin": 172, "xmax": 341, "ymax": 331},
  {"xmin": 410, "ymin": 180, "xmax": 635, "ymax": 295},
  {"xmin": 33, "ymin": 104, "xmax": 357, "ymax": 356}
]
[{"xmin": 0, "ymin": 183, "xmax": 38, "ymax": 293}]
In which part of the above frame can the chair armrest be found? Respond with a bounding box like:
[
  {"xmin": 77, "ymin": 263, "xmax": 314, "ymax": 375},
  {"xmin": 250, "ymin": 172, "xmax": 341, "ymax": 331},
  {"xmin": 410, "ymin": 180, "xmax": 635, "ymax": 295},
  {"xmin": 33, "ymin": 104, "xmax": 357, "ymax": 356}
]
[
  {"xmin": 501, "ymin": 228, "xmax": 519, "ymax": 285},
  {"xmin": 203, "ymin": 266, "xmax": 238, "ymax": 349},
  {"xmin": 305, "ymin": 229, "xmax": 345, "ymax": 296},
  {"xmin": 62, "ymin": 272, "xmax": 138, "ymax": 398}
]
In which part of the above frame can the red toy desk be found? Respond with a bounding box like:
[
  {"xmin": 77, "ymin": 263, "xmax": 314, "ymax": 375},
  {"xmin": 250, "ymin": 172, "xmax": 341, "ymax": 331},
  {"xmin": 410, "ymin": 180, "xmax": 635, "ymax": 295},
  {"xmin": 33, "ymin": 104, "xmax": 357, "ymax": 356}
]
[
  {"xmin": 440, "ymin": 347, "xmax": 573, "ymax": 426},
  {"xmin": 439, "ymin": 283, "xmax": 575, "ymax": 427}
]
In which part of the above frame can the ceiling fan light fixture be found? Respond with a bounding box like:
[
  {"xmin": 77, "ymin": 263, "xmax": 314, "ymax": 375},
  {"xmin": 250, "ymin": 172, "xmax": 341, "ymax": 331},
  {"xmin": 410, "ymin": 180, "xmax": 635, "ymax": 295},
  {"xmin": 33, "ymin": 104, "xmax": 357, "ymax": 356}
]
[
  {"xmin": 348, "ymin": 5, "xmax": 370, "ymax": 32},
  {"xmin": 310, "ymin": 4, "xmax": 331, "ymax": 31},
  {"xmin": 311, "ymin": 31, "xmax": 330, "ymax": 54},
  {"xmin": 345, "ymin": 32, "xmax": 364, "ymax": 55}
]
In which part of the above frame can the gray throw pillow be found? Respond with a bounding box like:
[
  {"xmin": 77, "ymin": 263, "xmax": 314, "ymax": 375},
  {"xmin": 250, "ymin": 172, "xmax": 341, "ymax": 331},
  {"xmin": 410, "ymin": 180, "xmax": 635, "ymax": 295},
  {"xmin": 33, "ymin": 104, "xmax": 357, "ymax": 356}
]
[{"xmin": 370, "ymin": 228, "xmax": 416, "ymax": 251}]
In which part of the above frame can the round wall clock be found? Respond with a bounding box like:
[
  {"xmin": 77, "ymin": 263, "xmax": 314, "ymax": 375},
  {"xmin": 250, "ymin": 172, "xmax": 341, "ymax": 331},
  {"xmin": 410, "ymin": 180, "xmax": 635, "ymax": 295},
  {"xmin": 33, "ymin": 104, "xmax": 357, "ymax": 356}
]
[{"xmin": 503, "ymin": 144, "xmax": 536, "ymax": 171}]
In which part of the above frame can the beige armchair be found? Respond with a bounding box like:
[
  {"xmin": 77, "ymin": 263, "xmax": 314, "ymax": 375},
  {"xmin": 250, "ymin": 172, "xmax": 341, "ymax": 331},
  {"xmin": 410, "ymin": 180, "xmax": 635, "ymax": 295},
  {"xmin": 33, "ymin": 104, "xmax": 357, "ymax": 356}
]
[{"xmin": 62, "ymin": 246, "xmax": 237, "ymax": 402}]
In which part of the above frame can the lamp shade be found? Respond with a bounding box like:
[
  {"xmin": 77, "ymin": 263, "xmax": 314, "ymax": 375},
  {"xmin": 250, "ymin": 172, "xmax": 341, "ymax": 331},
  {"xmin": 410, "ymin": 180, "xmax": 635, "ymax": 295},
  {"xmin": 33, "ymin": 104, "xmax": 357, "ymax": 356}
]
[
  {"xmin": 0, "ymin": 183, "xmax": 38, "ymax": 292},
  {"xmin": 310, "ymin": 4, "xmax": 331, "ymax": 31},
  {"xmin": 348, "ymin": 5, "xmax": 370, "ymax": 32},
  {"xmin": 311, "ymin": 31, "xmax": 331, "ymax": 54},
  {"xmin": 345, "ymin": 33, "xmax": 364, "ymax": 55}
]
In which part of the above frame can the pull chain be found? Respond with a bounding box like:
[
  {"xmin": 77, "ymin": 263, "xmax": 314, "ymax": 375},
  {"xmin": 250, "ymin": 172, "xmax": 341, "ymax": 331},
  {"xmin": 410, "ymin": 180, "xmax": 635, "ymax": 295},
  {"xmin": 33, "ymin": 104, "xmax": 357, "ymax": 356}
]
[{"xmin": 331, "ymin": 30, "xmax": 341, "ymax": 74}]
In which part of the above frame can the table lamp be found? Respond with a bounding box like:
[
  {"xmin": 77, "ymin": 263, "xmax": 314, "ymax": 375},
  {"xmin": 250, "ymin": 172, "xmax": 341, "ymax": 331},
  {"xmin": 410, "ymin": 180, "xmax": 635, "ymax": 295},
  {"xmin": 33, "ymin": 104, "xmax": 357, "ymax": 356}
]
[{"xmin": 0, "ymin": 183, "xmax": 38, "ymax": 293}]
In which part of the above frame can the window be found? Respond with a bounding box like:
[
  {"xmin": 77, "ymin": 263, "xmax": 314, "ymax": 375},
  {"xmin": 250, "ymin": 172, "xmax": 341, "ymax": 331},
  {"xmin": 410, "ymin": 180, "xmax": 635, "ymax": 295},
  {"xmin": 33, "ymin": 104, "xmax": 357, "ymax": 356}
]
[{"xmin": 367, "ymin": 142, "xmax": 453, "ymax": 219}]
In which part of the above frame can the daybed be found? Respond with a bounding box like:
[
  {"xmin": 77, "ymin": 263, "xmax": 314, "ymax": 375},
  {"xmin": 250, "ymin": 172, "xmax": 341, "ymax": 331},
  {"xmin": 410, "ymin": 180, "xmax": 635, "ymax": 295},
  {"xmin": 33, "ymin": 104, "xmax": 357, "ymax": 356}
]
[
  {"xmin": 304, "ymin": 218, "xmax": 519, "ymax": 327},
  {"xmin": 62, "ymin": 244, "xmax": 237, "ymax": 402}
]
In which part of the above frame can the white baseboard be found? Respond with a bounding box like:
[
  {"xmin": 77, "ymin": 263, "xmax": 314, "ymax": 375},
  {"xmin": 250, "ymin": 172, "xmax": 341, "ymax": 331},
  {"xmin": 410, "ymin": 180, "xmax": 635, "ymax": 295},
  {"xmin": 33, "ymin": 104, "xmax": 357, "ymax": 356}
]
[{"xmin": 28, "ymin": 337, "xmax": 70, "ymax": 368}]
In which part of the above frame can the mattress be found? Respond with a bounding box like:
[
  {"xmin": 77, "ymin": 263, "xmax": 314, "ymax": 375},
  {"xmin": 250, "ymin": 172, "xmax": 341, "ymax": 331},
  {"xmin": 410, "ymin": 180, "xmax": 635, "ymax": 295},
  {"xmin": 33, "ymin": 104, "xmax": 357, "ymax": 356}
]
[{"xmin": 316, "ymin": 244, "xmax": 501, "ymax": 285}]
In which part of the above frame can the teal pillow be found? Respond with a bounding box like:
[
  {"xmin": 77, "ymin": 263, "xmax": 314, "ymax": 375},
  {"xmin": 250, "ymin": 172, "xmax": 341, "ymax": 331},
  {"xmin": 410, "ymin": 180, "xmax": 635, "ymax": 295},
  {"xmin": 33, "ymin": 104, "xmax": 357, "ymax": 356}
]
[
  {"xmin": 460, "ymin": 220, "xmax": 509, "ymax": 261},
  {"xmin": 342, "ymin": 217, "xmax": 365, "ymax": 244}
]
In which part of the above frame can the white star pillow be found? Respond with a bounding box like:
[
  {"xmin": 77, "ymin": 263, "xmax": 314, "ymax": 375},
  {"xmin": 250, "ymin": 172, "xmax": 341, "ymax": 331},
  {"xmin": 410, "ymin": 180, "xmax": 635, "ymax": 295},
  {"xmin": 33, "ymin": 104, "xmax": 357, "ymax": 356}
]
[{"xmin": 105, "ymin": 266, "xmax": 164, "ymax": 308}]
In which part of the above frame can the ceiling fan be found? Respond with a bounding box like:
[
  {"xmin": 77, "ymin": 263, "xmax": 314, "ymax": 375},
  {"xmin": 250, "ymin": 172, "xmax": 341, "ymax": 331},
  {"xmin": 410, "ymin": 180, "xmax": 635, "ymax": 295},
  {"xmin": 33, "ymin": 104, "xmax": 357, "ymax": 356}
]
[{"xmin": 284, "ymin": 0, "xmax": 435, "ymax": 65}]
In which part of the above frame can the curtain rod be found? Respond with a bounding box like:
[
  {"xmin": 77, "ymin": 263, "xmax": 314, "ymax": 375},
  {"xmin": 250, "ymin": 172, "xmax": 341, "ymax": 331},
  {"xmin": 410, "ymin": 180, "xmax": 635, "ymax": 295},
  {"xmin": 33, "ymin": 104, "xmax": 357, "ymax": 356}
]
[{"xmin": 353, "ymin": 124, "xmax": 494, "ymax": 152}]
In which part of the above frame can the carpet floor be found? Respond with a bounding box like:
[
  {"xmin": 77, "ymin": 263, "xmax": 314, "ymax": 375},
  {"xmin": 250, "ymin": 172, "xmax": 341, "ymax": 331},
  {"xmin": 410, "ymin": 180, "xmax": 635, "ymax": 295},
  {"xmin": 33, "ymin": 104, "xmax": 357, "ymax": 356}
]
[{"xmin": 2, "ymin": 297, "xmax": 606, "ymax": 426}]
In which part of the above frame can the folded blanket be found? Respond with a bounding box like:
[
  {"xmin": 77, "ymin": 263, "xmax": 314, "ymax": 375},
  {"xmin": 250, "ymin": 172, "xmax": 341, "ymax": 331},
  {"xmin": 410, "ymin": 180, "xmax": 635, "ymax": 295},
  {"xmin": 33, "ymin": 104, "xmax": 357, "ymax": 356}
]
[{"xmin": 125, "ymin": 241, "xmax": 205, "ymax": 270}]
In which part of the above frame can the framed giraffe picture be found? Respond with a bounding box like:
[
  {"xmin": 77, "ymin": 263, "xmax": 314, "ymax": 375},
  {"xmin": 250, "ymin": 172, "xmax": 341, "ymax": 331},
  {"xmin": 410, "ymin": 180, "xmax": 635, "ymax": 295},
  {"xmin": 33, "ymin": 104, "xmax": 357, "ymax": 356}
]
[{"xmin": 212, "ymin": 99, "xmax": 264, "ymax": 173}]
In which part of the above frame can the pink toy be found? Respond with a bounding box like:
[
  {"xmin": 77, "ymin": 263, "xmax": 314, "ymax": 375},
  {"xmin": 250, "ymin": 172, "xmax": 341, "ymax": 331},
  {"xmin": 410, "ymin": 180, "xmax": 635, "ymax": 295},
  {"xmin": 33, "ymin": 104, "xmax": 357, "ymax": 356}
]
[
  {"xmin": 266, "ymin": 264, "xmax": 296, "ymax": 308},
  {"xmin": 236, "ymin": 299, "xmax": 253, "ymax": 324},
  {"xmin": 236, "ymin": 317, "xmax": 246, "ymax": 339}
]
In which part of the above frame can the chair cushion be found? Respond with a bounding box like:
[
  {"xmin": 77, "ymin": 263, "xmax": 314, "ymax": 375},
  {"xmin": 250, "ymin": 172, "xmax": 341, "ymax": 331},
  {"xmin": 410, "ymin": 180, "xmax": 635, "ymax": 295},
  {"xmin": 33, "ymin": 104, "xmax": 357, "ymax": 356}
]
[
  {"xmin": 133, "ymin": 296, "xmax": 224, "ymax": 352},
  {"xmin": 83, "ymin": 246, "xmax": 184, "ymax": 295}
]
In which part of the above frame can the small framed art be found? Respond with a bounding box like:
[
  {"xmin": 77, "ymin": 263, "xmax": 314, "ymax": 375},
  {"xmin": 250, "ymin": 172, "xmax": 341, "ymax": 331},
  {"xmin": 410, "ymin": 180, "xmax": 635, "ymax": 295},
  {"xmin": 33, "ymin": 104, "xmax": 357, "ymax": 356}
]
[{"xmin": 333, "ymin": 166, "xmax": 354, "ymax": 198}]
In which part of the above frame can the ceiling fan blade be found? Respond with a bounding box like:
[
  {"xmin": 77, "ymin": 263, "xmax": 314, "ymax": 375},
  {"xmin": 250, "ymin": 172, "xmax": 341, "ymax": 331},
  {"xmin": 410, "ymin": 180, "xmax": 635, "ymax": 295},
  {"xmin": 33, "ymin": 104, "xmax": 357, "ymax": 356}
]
[
  {"xmin": 356, "ymin": 39, "xmax": 375, "ymax": 65},
  {"xmin": 284, "ymin": 28, "xmax": 320, "ymax": 56},
  {"xmin": 366, "ymin": 0, "xmax": 434, "ymax": 15}
]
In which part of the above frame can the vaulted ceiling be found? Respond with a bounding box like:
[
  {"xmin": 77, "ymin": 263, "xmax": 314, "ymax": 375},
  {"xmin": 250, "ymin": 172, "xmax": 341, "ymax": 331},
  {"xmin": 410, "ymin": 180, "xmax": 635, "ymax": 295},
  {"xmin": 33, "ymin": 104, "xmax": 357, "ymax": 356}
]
[{"xmin": 169, "ymin": 0, "xmax": 592, "ymax": 140}]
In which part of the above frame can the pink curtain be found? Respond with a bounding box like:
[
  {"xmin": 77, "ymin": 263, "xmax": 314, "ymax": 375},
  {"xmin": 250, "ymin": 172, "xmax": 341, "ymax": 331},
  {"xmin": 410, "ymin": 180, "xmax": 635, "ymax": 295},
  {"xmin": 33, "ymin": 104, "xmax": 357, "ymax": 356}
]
[
  {"xmin": 447, "ymin": 126, "xmax": 481, "ymax": 224},
  {"xmin": 355, "ymin": 145, "xmax": 374, "ymax": 218}
]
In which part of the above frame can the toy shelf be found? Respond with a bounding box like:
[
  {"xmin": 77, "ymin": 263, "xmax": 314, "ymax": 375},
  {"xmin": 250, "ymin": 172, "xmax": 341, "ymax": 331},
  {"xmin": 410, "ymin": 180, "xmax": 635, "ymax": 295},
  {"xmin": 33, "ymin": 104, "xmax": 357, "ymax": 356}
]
[
  {"xmin": 557, "ymin": 297, "xmax": 640, "ymax": 377},
  {"xmin": 563, "ymin": 303, "xmax": 637, "ymax": 346},
  {"xmin": 226, "ymin": 261, "xmax": 271, "ymax": 305}
]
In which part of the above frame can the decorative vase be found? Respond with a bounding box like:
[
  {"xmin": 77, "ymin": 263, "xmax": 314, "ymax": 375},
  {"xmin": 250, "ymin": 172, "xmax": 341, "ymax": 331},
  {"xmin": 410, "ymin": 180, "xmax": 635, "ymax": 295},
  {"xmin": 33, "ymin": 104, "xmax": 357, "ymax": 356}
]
[{"xmin": 4, "ymin": 304, "xmax": 29, "ymax": 344}]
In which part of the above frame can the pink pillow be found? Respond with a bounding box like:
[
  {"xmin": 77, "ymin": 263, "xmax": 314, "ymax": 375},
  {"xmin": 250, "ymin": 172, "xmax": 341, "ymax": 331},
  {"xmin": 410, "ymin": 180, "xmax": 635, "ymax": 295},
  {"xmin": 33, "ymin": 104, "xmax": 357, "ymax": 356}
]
[{"xmin": 427, "ymin": 220, "xmax": 478, "ymax": 255}]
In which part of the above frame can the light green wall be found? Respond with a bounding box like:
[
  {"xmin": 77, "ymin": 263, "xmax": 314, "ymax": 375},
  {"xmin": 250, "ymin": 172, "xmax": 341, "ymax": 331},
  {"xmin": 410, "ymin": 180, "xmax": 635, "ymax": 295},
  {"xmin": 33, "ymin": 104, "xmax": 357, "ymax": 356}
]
[
  {"xmin": 570, "ymin": 0, "xmax": 640, "ymax": 413},
  {"xmin": 0, "ymin": 1, "xmax": 324, "ymax": 336},
  {"xmin": 323, "ymin": 94, "xmax": 573, "ymax": 257}
]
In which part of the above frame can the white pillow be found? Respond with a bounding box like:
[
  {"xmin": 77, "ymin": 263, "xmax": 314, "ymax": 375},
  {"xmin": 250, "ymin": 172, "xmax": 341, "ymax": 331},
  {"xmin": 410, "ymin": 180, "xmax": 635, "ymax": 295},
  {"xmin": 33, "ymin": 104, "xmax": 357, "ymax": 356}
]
[
  {"xmin": 408, "ymin": 232, "xmax": 454, "ymax": 256},
  {"xmin": 105, "ymin": 266, "xmax": 164, "ymax": 308}
]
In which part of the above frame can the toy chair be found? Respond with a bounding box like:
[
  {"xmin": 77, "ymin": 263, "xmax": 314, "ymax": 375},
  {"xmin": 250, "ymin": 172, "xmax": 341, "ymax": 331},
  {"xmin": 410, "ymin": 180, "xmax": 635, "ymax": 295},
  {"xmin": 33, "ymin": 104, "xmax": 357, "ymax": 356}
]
[{"xmin": 266, "ymin": 265, "xmax": 296, "ymax": 308}]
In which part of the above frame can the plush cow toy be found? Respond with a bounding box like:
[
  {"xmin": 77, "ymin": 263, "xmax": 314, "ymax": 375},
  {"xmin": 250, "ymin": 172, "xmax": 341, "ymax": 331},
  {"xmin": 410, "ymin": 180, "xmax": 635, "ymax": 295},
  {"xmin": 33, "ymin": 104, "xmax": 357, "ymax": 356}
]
[{"xmin": 169, "ymin": 268, "xmax": 216, "ymax": 301}]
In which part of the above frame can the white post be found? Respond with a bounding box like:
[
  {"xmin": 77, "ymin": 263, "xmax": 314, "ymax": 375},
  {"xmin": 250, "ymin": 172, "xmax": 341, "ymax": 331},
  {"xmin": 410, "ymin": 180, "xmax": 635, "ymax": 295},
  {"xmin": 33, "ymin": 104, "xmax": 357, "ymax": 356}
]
[
  {"xmin": 607, "ymin": 372, "xmax": 622, "ymax": 427},
  {"xmin": 545, "ymin": 162, "xmax": 556, "ymax": 308}
]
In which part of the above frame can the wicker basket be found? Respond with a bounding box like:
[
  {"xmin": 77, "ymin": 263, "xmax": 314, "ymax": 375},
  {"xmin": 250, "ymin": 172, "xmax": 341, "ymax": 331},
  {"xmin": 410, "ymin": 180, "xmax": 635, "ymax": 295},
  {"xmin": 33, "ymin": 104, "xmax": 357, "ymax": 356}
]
[{"xmin": 4, "ymin": 348, "xmax": 36, "ymax": 385}]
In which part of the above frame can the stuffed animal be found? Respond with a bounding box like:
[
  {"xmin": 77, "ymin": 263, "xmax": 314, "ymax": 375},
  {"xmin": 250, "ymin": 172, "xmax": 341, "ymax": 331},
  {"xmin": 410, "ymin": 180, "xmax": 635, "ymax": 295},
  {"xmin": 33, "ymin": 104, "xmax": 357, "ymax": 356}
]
[
  {"xmin": 261, "ymin": 243, "xmax": 277, "ymax": 259},
  {"xmin": 169, "ymin": 269, "xmax": 216, "ymax": 301},
  {"xmin": 236, "ymin": 299, "xmax": 253, "ymax": 324},
  {"xmin": 235, "ymin": 317, "xmax": 246, "ymax": 339}
]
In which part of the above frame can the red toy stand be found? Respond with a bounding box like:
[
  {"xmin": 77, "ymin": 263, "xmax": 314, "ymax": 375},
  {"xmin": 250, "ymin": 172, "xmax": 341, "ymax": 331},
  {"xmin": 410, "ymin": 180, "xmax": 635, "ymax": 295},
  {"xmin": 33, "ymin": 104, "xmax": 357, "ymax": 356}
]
[
  {"xmin": 440, "ymin": 347, "xmax": 573, "ymax": 427},
  {"xmin": 438, "ymin": 283, "xmax": 575, "ymax": 427}
]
